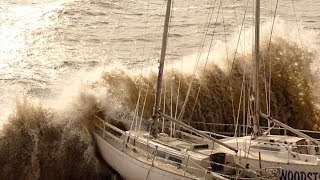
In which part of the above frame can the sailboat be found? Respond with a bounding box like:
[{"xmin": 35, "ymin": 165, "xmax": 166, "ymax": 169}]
[
  {"xmin": 92, "ymin": 0, "xmax": 280, "ymax": 179},
  {"xmin": 219, "ymin": 0, "xmax": 320, "ymax": 179}
]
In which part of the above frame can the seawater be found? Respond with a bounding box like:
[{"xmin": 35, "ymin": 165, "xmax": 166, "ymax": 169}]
[{"xmin": 0, "ymin": 0, "xmax": 320, "ymax": 179}]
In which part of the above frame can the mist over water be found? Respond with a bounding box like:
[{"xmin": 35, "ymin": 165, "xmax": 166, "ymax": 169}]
[{"xmin": 1, "ymin": 0, "xmax": 320, "ymax": 178}]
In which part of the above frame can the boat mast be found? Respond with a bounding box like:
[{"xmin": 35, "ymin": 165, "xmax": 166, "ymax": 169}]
[
  {"xmin": 253, "ymin": 0, "xmax": 261, "ymax": 137},
  {"xmin": 152, "ymin": 0, "xmax": 172, "ymax": 137}
]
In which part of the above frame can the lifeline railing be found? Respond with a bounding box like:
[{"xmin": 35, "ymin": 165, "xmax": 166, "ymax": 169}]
[{"xmin": 191, "ymin": 121, "xmax": 320, "ymax": 139}]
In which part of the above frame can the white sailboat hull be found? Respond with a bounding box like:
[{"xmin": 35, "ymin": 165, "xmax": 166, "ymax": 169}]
[
  {"xmin": 94, "ymin": 132, "xmax": 194, "ymax": 180},
  {"xmin": 238, "ymin": 157, "xmax": 320, "ymax": 180},
  {"xmin": 221, "ymin": 135, "xmax": 320, "ymax": 179}
]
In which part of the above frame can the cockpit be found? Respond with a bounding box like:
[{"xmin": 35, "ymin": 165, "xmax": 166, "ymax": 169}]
[{"xmin": 290, "ymin": 139, "xmax": 320, "ymax": 155}]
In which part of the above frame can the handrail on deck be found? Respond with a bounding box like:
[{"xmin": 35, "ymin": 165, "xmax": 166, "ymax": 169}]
[
  {"xmin": 192, "ymin": 121, "xmax": 320, "ymax": 135},
  {"xmin": 94, "ymin": 115, "xmax": 125, "ymax": 135}
]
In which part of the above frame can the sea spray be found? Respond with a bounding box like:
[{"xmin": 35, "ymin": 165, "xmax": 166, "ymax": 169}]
[
  {"xmin": 97, "ymin": 36, "xmax": 320, "ymax": 133},
  {"xmin": 0, "ymin": 98, "xmax": 111, "ymax": 179}
]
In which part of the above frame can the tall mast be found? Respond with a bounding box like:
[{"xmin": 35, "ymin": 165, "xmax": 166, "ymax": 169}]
[
  {"xmin": 253, "ymin": 0, "xmax": 261, "ymax": 137},
  {"xmin": 152, "ymin": 0, "xmax": 172, "ymax": 136}
]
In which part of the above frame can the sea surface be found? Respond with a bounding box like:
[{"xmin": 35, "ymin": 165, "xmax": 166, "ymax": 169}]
[
  {"xmin": 0, "ymin": 0, "xmax": 320, "ymax": 125},
  {"xmin": 0, "ymin": 0, "xmax": 320, "ymax": 178}
]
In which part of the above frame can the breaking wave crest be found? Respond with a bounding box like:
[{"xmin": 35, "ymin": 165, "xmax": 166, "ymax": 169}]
[
  {"xmin": 1, "ymin": 36, "xmax": 320, "ymax": 178},
  {"xmin": 0, "ymin": 97, "xmax": 112, "ymax": 179}
]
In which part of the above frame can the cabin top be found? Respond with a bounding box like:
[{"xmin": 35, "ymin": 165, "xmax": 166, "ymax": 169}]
[{"xmin": 257, "ymin": 135, "xmax": 305, "ymax": 144}]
